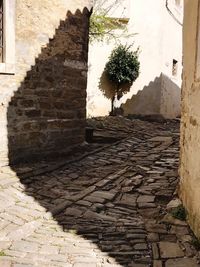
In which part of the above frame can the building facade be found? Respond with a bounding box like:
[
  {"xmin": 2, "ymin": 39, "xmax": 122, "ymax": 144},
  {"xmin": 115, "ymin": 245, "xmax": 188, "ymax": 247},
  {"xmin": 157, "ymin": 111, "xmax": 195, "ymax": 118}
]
[
  {"xmin": 87, "ymin": 0, "xmax": 183, "ymax": 119},
  {"xmin": 180, "ymin": 0, "xmax": 200, "ymax": 239},
  {"xmin": 0, "ymin": 0, "xmax": 91, "ymax": 166}
]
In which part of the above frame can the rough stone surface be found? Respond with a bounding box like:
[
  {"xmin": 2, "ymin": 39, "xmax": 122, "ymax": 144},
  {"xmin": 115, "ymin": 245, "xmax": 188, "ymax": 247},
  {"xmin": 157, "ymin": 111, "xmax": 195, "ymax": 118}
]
[
  {"xmin": 166, "ymin": 199, "xmax": 182, "ymax": 211},
  {"xmin": 159, "ymin": 242, "xmax": 184, "ymax": 258},
  {"xmin": 153, "ymin": 260, "xmax": 162, "ymax": 267},
  {"xmin": 165, "ymin": 258, "xmax": 200, "ymax": 267},
  {"xmin": 180, "ymin": 0, "xmax": 200, "ymax": 240},
  {"xmin": 0, "ymin": 0, "xmax": 91, "ymax": 165},
  {"xmin": 0, "ymin": 118, "xmax": 199, "ymax": 266}
]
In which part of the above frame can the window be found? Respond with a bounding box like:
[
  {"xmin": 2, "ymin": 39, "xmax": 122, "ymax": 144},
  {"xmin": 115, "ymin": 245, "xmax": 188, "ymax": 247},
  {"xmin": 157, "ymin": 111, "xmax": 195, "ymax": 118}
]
[
  {"xmin": 0, "ymin": 0, "xmax": 15, "ymax": 74},
  {"xmin": 172, "ymin": 59, "xmax": 178, "ymax": 77}
]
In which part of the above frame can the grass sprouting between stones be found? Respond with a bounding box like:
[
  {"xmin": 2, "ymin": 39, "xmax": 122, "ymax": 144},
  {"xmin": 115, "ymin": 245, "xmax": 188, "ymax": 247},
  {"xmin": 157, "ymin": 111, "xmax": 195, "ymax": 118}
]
[
  {"xmin": 171, "ymin": 204, "xmax": 187, "ymax": 221},
  {"xmin": 191, "ymin": 237, "xmax": 200, "ymax": 251},
  {"xmin": 0, "ymin": 251, "xmax": 6, "ymax": 256}
]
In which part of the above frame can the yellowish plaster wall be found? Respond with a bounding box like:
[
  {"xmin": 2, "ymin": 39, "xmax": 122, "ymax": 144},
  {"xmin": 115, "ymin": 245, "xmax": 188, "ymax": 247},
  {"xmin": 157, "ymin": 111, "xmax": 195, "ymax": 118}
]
[{"xmin": 180, "ymin": 0, "xmax": 200, "ymax": 238}]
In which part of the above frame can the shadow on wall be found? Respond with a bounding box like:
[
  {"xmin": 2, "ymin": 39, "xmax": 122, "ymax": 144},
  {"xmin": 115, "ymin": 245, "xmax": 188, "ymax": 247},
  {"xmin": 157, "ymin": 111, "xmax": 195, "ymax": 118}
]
[
  {"xmin": 122, "ymin": 73, "xmax": 181, "ymax": 119},
  {"xmin": 6, "ymin": 9, "xmax": 152, "ymax": 267},
  {"xmin": 99, "ymin": 70, "xmax": 132, "ymax": 114},
  {"xmin": 160, "ymin": 73, "xmax": 181, "ymax": 119},
  {"xmin": 7, "ymin": 8, "xmax": 90, "ymax": 165}
]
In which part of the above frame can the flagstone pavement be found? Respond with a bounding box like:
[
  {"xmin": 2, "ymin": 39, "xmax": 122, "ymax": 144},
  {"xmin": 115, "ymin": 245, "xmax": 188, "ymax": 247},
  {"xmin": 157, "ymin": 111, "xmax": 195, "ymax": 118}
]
[{"xmin": 0, "ymin": 117, "xmax": 200, "ymax": 267}]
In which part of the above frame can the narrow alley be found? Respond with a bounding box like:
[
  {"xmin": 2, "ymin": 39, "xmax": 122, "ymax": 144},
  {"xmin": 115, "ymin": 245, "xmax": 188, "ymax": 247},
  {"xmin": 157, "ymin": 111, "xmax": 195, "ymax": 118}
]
[{"xmin": 0, "ymin": 117, "xmax": 199, "ymax": 267}]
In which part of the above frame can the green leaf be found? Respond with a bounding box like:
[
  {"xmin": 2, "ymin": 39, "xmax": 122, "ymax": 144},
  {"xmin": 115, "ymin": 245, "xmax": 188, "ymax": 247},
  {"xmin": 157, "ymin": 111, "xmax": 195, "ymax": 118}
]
[{"xmin": 105, "ymin": 44, "xmax": 140, "ymax": 95}]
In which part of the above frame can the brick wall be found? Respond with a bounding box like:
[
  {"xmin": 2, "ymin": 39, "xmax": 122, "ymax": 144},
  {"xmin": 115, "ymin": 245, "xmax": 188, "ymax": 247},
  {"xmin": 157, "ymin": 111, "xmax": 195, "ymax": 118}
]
[{"xmin": 0, "ymin": 1, "xmax": 91, "ymax": 166}]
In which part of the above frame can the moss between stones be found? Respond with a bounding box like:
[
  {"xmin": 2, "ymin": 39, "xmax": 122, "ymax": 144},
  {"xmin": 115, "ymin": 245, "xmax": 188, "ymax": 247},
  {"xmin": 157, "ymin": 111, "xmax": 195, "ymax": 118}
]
[
  {"xmin": 191, "ymin": 237, "xmax": 200, "ymax": 251},
  {"xmin": 0, "ymin": 251, "xmax": 6, "ymax": 256},
  {"xmin": 171, "ymin": 204, "xmax": 187, "ymax": 221}
]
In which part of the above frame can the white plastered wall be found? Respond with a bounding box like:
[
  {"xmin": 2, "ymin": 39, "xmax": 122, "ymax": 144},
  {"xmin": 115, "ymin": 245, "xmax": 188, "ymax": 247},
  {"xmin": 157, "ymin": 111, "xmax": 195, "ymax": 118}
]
[{"xmin": 87, "ymin": 0, "xmax": 183, "ymax": 118}]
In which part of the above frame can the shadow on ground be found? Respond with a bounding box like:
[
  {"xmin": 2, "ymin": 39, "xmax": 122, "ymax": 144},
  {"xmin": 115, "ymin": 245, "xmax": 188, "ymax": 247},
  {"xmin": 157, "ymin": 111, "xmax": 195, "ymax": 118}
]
[
  {"xmin": 4, "ymin": 4, "xmax": 191, "ymax": 267},
  {"xmin": 5, "ymin": 5, "xmax": 157, "ymax": 266},
  {"xmin": 7, "ymin": 117, "xmax": 184, "ymax": 267}
]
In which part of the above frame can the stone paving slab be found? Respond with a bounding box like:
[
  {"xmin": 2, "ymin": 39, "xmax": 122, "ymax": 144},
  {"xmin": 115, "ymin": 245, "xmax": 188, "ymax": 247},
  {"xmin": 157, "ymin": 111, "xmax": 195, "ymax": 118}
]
[
  {"xmin": 165, "ymin": 258, "xmax": 199, "ymax": 267},
  {"xmin": 0, "ymin": 118, "xmax": 199, "ymax": 266}
]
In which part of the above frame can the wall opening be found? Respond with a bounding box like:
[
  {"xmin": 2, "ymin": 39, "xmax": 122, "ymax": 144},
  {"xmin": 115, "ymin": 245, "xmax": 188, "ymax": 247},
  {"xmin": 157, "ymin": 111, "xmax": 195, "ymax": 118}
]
[{"xmin": 172, "ymin": 59, "xmax": 178, "ymax": 76}]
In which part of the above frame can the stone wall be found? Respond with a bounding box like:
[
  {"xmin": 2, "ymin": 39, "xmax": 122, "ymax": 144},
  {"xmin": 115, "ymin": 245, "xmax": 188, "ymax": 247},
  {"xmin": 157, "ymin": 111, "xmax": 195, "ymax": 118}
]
[
  {"xmin": 180, "ymin": 0, "xmax": 200, "ymax": 238},
  {"xmin": 0, "ymin": 0, "xmax": 91, "ymax": 166}
]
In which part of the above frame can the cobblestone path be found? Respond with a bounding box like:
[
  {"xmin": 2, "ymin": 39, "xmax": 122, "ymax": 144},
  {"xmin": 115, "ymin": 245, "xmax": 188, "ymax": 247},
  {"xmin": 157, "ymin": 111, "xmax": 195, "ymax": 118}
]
[{"xmin": 0, "ymin": 118, "xmax": 199, "ymax": 267}]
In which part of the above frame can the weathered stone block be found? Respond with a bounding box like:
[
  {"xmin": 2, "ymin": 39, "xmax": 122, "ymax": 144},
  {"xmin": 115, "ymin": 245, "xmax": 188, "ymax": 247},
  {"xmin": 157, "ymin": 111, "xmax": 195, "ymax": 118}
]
[
  {"xmin": 159, "ymin": 242, "xmax": 184, "ymax": 258},
  {"xmin": 0, "ymin": 1, "xmax": 91, "ymax": 165},
  {"xmin": 165, "ymin": 258, "xmax": 199, "ymax": 267}
]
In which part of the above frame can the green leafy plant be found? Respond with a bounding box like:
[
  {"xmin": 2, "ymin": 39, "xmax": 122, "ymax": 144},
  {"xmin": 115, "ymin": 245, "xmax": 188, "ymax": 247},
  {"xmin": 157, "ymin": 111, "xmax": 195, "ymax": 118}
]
[
  {"xmin": 171, "ymin": 205, "xmax": 187, "ymax": 221},
  {"xmin": 104, "ymin": 44, "xmax": 140, "ymax": 114},
  {"xmin": 89, "ymin": 12, "xmax": 126, "ymax": 42},
  {"xmin": 0, "ymin": 251, "xmax": 6, "ymax": 256},
  {"xmin": 191, "ymin": 237, "xmax": 200, "ymax": 251},
  {"xmin": 89, "ymin": 0, "xmax": 135, "ymax": 42}
]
